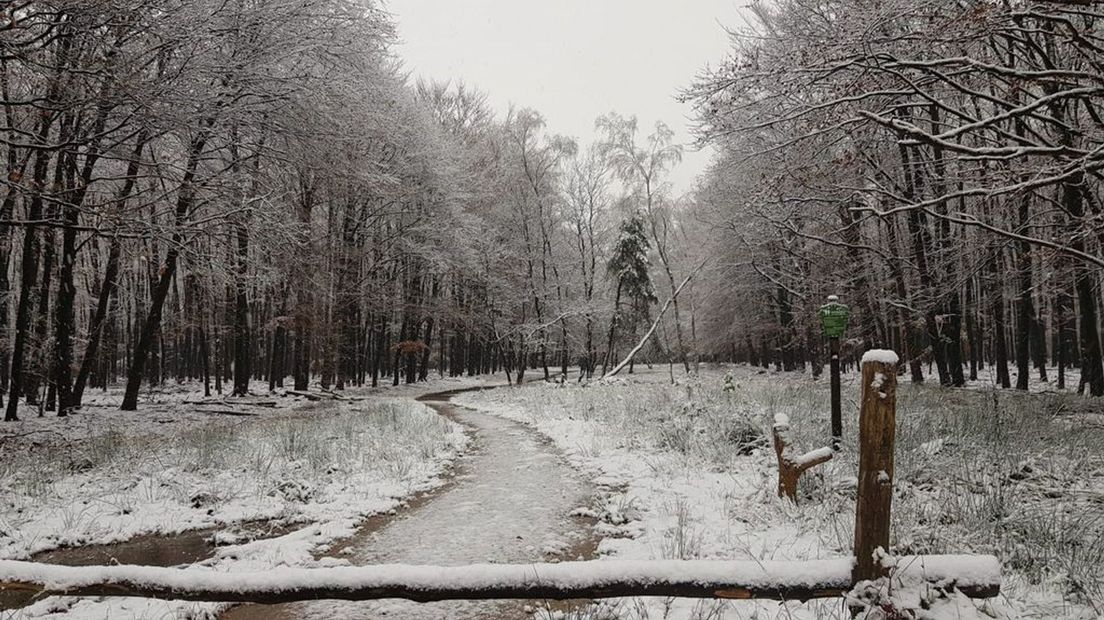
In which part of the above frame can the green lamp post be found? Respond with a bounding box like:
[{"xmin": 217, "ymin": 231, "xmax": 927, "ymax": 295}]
[{"xmin": 819, "ymin": 295, "xmax": 850, "ymax": 446}]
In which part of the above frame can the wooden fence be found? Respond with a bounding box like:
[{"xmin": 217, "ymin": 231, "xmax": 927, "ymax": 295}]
[{"xmin": 0, "ymin": 352, "xmax": 1000, "ymax": 608}]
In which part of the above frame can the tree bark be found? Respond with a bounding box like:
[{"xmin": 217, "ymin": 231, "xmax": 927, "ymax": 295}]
[
  {"xmin": 121, "ymin": 131, "xmax": 209, "ymax": 410},
  {"xmin": 4, "ymin": 149, "xmax": 49, "ymax": 421},
  {"xmin": 232, "ymin": 220, "xmax": 251, "ymax": 396},
  {"xmin": 988, "ymin": 246, "xmax": 1012, "ymax": 388}
]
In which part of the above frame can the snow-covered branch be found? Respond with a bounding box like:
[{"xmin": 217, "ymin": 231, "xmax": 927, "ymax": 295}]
[{"xmin": 0, "ymin": 556, "xmax": 1001, "ymax": 605}]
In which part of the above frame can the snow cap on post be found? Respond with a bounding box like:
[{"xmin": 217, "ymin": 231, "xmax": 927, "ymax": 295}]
[{"xmin": 860, "ymin": 349, "xmax": 899, "ymax": 366}]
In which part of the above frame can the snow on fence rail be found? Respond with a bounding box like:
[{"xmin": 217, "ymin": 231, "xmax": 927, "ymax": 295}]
[
  {"xmin": 0, "ymin": 556, "xmax": 1000, "ymax": 604},
  {"xmin": 0, "ymin": 351, "xmax": 1004, "ymax": 609}
]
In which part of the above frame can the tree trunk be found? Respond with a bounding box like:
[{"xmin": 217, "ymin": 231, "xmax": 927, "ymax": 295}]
[
  {"xmin": 965, "ymin": 278, "xmax": 980, "ymax": 382},
  {"xmin": 232, "ymin": 220, "xmax": 251, "ymax": 396},
  {"xmin": 121, "ymin": 132, "xmax": 208, "ymax": 410},
  {"xmin": 602, "ymin": 280, "xmax": 623, "ymax": 376},
  {"xmin": 73, "ymin": 135, "xmax": 146, "ymax": 407},
  {"xmin": 882, "ymin": 214, "xmax": 923, "ymax": 383},
  {"xmin": 987, "ymin": 244, "xmax": 1012, "ymax": 388},
  {"xmin": 4, "ymin": 151, "xmax": 50, "ymax": 421},
  {"xmin": 1014, "ymin": 199, "xmax": 1034, "ymax": 391},
  {"xmin": 1065, "ymin": 178, "xmax": 1104, "ymax": 396}
]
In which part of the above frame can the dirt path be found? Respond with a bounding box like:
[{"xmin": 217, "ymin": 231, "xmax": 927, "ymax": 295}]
[{"xmin": 224, "ymin": 389, "xmax": 597, "ymax": 620}]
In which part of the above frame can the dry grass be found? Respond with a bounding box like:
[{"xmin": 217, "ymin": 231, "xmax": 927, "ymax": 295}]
[
  {"xmin": 0, "ymin": 398, "xmax": 461, "ymax": 557},
  {"xmin": 482, "ymin": 364, "xmax": 1104, "ymax": 618},
  {"xmin": 747, "ymin": 370, "xmax": 1104, "ymax": 615}
]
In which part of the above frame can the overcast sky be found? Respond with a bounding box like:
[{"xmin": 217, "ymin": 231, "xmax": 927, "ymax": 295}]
[{"xmin": 386, "ymin": 1, "xmax": 744, "ymax": 196}]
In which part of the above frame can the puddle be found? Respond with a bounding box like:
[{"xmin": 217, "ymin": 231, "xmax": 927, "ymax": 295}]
[
  {"xmin": 32, "ymin": 529, "xmax": 219, "ymax": 568},
  {"xmin": 28, "ymin": 520, "xmax": 301, "ymax": 568},
  {"xmin": 0, "ymin": 521, "xmax": 300, "ymax": 611}
]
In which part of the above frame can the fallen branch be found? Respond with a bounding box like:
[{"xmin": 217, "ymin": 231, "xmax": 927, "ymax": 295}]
[
  {"xmin": 183, "ymin": 400, "xmax": 278, "ymax": 408},
  {"xmin": 0, "ymin": 430, "xmax": 68, "ymax": 446},
  {"xmin": 192, "ymin": 409, "xmax": 259, "ymax": 417},
  {"xmin": 603, "ymin": 261, "xmax": 705, "ymax": 380},
  {"xmin": 0, "ymin": 556, "xmax": 1000, "ymax": 606},
  {"xmin": 282, "ymin": 390, "xmax": 366, "ymax": 403},
  {"xmin": 286, "ymin": 391, "xmax": 326, "ymax": 401}
]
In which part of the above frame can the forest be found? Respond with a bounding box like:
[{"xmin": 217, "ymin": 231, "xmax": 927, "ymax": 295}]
[
  {"xmin": 0, "ymin": 0, "xmax": 723, "ymax": 423},
  {"xmin": 0, "ymin": 1, "xmax": 1102, "ymax": 619},
  {"xmin": 3, "ymin": 1, "xmax": 1104, "ymax": 425},
  {"xmin": 688, "ymin": 0, "xmax": 1104, "ymax": 396}
]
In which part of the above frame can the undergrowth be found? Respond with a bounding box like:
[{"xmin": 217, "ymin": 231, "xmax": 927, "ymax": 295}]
[
  {"xmin": 0, "ymin": 398, "xmax": 460, "ymax": 557},
  {"xmin": 486, "ymin": 364, "xmax": 1104, "ymax": 618}
]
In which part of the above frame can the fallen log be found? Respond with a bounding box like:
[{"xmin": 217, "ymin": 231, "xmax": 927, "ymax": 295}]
[
  {"xmin": 603, "ymin": 261, "xmax": 704, "ymax": 380},
  {"xmin": 183, "ymin": 400, "xmax": 278, "ymax": 408},
  {"xmin": 0, "ymin": 556, "xmax": 999, "ymax": 606},
  {"xmin": 192, "ymin": 409, "xmax": 258, "ymax": 417},
  {"xmin": 286, "ymin": 391, "xmax": 325, "ymax": 401},
  {"xmin": 0, "ymin": 430, "xmax": 68, "ymax": 446}
]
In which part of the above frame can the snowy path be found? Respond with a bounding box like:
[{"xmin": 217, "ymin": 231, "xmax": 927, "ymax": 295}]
[{"xmin": 224, "ymin": 389, "xmax": 596, "ymax": 620}]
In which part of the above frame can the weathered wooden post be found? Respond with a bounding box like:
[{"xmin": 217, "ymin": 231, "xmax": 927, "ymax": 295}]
[
  {"xmin": 852, "ymin": 349, "xmax": 898, "ymax": 584},
  {"xmin": 772, "ymin": 414, "xmax": 833, "ymax": 502},
  {"xmin": 818, "ymin": 295, "xmax": 850, "ymax": 447}
]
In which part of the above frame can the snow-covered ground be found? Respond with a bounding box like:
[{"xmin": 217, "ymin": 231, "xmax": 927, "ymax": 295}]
[
  {"xmin": 456, "ymin": 364, "xmax": 1104, "ymax": 619},
  {"xmin": 2, "ymin": 367, "xmax": 1100, "ymax": 619},
  {"xmin": 220, "ymin": 398, "xmax": 595, "ymax": 620},
  {"xmin": 0, "ymin": 375, "xmax": 511, "ymax": 618}
]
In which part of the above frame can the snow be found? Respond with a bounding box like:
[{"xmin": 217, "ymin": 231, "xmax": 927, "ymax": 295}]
[
  {"xmin": 454, "ymin": 372, "xmax": 854, "ymax": 618},
  {"xmin": 0, "ymin": 554, "xmax": 1000, "ymax": 597},
  {"xmin": 774, "ymin": 412, "xmax": 790, "ymax": 426},
  {"xmin": 871, "ymin": 371, "xmax": 885, "ymax": 390},
  {"xmin": 846, "ymin": 554, "xmax": 1005, "ymax": 620},
  {"xmin": 0, "ymin": 558, "xmax": 854, "ymax": 593},
  {"xmin": 920, "ymin": 438, "xmax": 946, "ymax": 456},
  {"xmin": 259, "ymin": 403, "xmax": 595, "ymax": 619},
  {"xmin": 794, "ymin": 446, "xmax": 834, "ymax": 468},
  {"xmin": 861, "ymin": 349, "xmax": 900, "ymax": 365},
  {"xmin": 882, "ymin": 553, "xmax": 1001, "ymax": 586},
  {"xmin": 0, "ymin": 376, "xmax": 508, "ymax": 619},
  {"xmin": 0, "ymin": 393, "xmax": 467, "ymax": 561},
  {"xmin": 450, "ymin": 367, "xmax": 1040, "ymax": 619},
  {"xmin": 7, "ymin": 366, "xmax": 1093, "ymax": 618},
  {"xmin": 0, "ymin": 375, "xmax": 507, "ymax": 449}
]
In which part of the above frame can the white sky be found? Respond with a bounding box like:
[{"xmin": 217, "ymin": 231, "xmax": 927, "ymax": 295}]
[{"xmin": 386, "ymin": 1, "xmax": 744, "ymax": 196}]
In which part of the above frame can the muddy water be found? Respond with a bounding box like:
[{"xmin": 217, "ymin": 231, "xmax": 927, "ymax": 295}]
[
  {"xmin": 223, "ymin": 389, "xmax": 598, "ymax": 620},
  {"xmin": 29, "ymin": 520, "xmax": 299, "ymax": 568},
  {"xmin": 0, "ymin": 522, "xmax": 299, "ymax": 611},
  {"xmin": 13, "ymin": 390, "xmax": 479, "ymax": 574}
]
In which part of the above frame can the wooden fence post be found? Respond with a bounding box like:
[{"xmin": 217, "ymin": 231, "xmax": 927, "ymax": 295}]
[{"xmin": 852, "ymin": 349, "xmax": 898, "ymax": 584}]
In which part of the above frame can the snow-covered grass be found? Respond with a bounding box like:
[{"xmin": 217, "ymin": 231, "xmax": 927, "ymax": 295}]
[
  {"xmin": 873, "ymin": 384, "xmax": 1104, "ymax": 618},
  {"xmin": 1, "ymin": 396, "xmax": 465, "ymax": 562},
  {"xmin": 0, "ymin": 377, "xmax": 493, "ymax": 618},
  {"xmin": 457, "ymin": 364, "xmax": 1103, "ymax": 619}
]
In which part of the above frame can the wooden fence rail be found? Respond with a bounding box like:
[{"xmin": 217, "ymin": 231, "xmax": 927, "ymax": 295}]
[{"xmin": 0, "ymin": 556, "xmax": 1000, "ymax": 605}]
